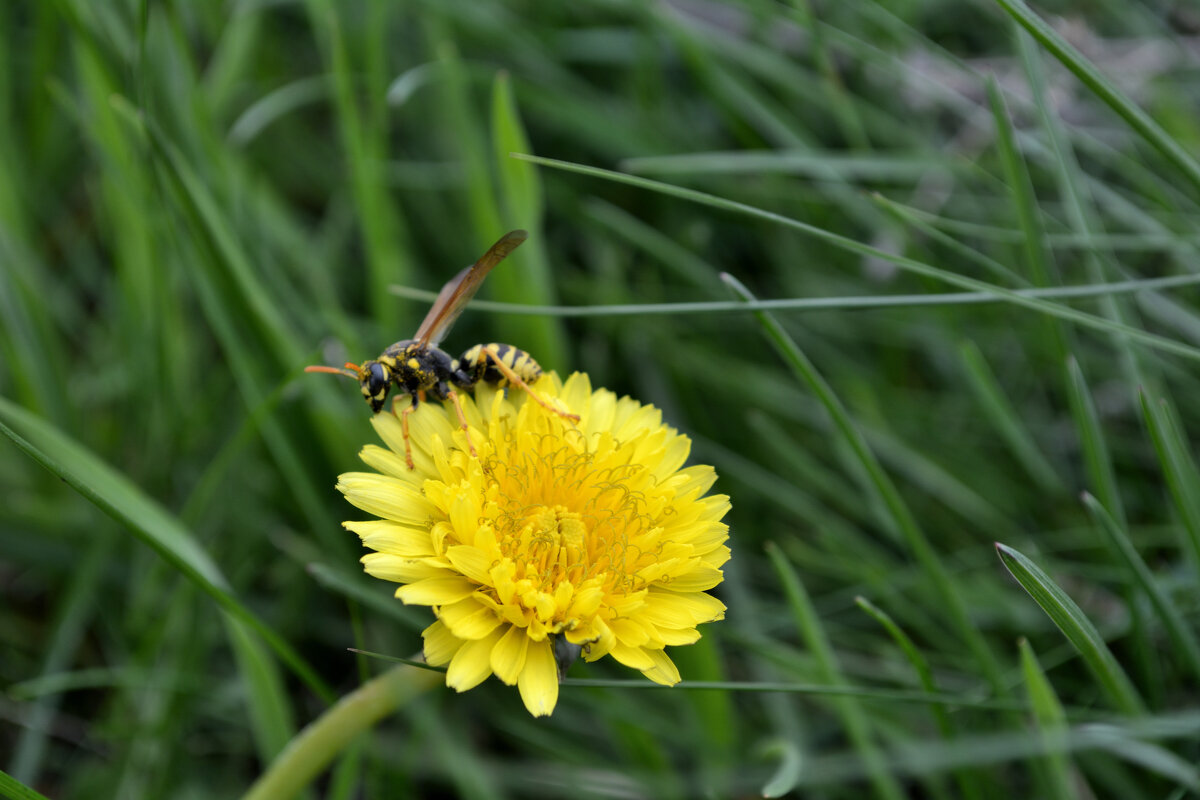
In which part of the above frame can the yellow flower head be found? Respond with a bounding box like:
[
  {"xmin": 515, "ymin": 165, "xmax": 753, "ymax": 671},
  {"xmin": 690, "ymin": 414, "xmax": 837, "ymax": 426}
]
[{"xmin": 337, "ymin": 373, "xmax": 731, "ymax": 716}]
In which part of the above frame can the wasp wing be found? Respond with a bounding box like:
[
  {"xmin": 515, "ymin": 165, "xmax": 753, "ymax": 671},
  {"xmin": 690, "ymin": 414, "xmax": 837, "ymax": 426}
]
[
  {"xmin": 414, "ymin": 229, "xmax": 528, "ymax": 347},
  {"xmin": 417, "ymin": 267, "xmax": 472, "ymax": 342}
]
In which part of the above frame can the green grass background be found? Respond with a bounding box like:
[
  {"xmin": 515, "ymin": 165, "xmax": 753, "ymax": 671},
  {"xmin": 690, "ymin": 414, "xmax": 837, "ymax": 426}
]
[{"xmin": 4, "ymin": 0, "xmax": 1200, "ymax": 797}]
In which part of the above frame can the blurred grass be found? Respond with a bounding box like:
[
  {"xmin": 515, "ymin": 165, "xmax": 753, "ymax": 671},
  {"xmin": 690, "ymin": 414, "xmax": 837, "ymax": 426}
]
[{"xmin": 4, "ymin": 1, "xmax": 1200, "ymax": 798}]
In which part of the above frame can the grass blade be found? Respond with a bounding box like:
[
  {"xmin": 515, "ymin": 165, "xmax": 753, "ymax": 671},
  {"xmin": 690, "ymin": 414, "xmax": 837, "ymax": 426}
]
[
  {"xmin": 1139, "ymin": 391, "xmax": 1200, "ymax": 569},
  {"xmin": 1065, "ymin": 357, "xmax": 1125, "ymax": 525},
  {"xmin": 7, "ymin": 532, "xmax": 114, "ymax": 784},
  {"xmin": 515, "ymin": 154, "xmax": 1200, "ymax": 366},
  {"xmin": 857, "ymin": 597, "xmax": 984, "ymax": 800},
  {"xmin": 995, "ymin": 542, "xmax": 1146, "ymax": 715},
  {"xmin": 766, "ymin": 543, "xmax": 905, "ymax": 800},
  {"xmin": 108, "ymin": 97, "xmax": 344, "ymax": 544},
  {"xmin": 993, "ymin": 0, "xmax": 1200, "ymax": 198},
  {"xmin": 0, "ymin": 768, "xmax": 53, "ymax": 800},
  {"xmin": 1015, "ymin": 25, "xmax": 1146, "ymax": 390},
  {"xmin": 1081, "ymin": 492, "xmax": 1200, "ymax": 682},
  {"xmin": 304, "ymin": 0, "xmax": 410, "ymax": 331},
  {"xmin": 1085, "ymin": 730, "xmax": 1200, "ymax": 789},
  {"xmin": 724, "ymin": 273, "xmax": 1004, "ymax": 689},
  {"xmin": 1018, "ymin": 639, "xmax": 1084, "ymax": 800},
  {"xmin": 986, "ymin": 76, "xmax": 1071, "ymax": 367},
  {"xmin": 490, "ymin": 71, "xmax": 566, "ymax": 371},
  {"xmin": 759, "ymin": 739, "xmax": 805, "ymax": 799},
  {"xmin": 958, "ymin": 340, "xmax": 1062, "ymax": 492},
  {"xmin": 986, "ymin": 78, "xmax": 1058, "ymax": 292},
  {"xmin": 0, "ymin": 398, "xmax": 333, "ymax": 705},
  {"xmin": 227, "ymin": 76, "xmax": 331, "ymax": 147},
  {"xmin": 388, "ymin": 272, "xmax": 1200, "ymax": 318}
]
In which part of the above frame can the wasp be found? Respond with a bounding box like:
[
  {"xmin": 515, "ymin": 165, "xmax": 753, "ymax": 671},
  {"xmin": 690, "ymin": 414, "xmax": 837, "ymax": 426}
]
[{"xmin": 306, "ymin": 229, "xmax": 578, "ymax": 469}]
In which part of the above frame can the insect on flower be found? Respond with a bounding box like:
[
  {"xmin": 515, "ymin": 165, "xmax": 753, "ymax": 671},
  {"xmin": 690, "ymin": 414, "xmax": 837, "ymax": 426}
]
[{"xmin": 306, "ymin": 230, "xmax": 578, "ymax": 469}]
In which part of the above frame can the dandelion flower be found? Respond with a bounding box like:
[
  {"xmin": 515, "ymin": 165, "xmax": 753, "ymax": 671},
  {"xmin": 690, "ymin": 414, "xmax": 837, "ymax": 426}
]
[{"xmin": 337, "ymin": 372, "xmax": 730, "ymax": 717}]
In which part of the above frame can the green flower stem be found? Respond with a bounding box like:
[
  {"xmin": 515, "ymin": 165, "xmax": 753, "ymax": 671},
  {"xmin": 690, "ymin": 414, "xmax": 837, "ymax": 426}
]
[{"xmin": 241, "ymin": 664, "xmax": 442, "ymax": 800}]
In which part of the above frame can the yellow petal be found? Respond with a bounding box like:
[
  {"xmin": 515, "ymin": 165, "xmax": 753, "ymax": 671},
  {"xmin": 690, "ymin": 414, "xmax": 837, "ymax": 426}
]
[
  {"xmin": 367, "ymin": 408, "xmax": 408, "ymax": 454},
  {"xmin": 446, "ymin": 628, "xmax": 503, "ymax": 691},
  {"xmin": 358, "ymin": 417, "xmax": 424, "ymax": 484},
  {"xmin": 472, "ymin": 524, "xmax": 502, "ymax": 561},
  {"xmin": 344, "ymin": 520, "xmax": 434, "ymax": 556},
  {"xmin": 490, "ymin": 560, "xmax": 517, "ymax": 605},
  {"xmin": 607, "ymin": 396, "xmax": 640, "ymax": 435},
  {"xmin": 358, "ymin": 444, "xmax": 413, "ymax": 480},
  {"xmin": 421, "ymin": 481, "xmax": 454, "ymax": 516},
  {"xmin": 698, "ymin": 494, "xmax": 732, "ymax": 522},
  {"xmin": 655, "ymin": 565, "xmax": 725, "ymax": 593},
  {"xmin": 700, "ymin": 544, "xmax": 732, "ymax": 569},
  {"xmin": 360, "ymin": 553, "xmax": 452, "ymax": 584},
  {"xmin": 490, "ymin": 624, "xmax": 530, "ymax": 685},
  {"xmin": 640, "ymin": 648, "xmax": 681, "ymax": 686},
  {"xmin": 553, "ymin": 579, "xmax": 574, "ymax": 611},
  {"xmin": 422, "ymin": 620, "xmax": 463, "ymax": 666},
  {"xmin": 521, "ymin": 589, "xmax": 556, "ymax": 622},
  {"xmin": 394, "ymin": 576, "xmax": 478, "ymax": 605},
  {"xmin": 609, "ymin": 642, "xmax": 655, "ymax": 670},
  {"xmin": 557, "ymin": 372, "xmax": 591, "ymax": 415},
  {"xmin": 372, "ymin": 407, "xmax": 442, "ymax": 474},
  {"xmin": 585, "ymin": 386, "xmax": 616, "ymax": 432},
  {"xmin": 635, "ymin": 557, "xmax": 684, "ymax": 586},
  {"xmin": 609, "ymin": 617, "xmax": 650, "ymax": 648},
  {"xmin": 641, "ymin": 589, "xmax": 726, "ymax": 627},
  {"xmin": 453, "ymin": 389, "xmax": 482, "ymax": 429},
  {"xmin": 448, "ymin": 488, "xmax": 481, "ymax": 540},
  {"xmin": 673, "ymin": 465, "xmax": 718, "ymax": 499},
  {"xmin": 582, "ymin": 619, "xmax": 616, "ymax": 660},
  {"xmin": 429, "ymin": 521, "xmax": 454, "ymax": 556},
  {"xmin": 616, "ymin": 404, "xmax": 663, "ymax": 441},
  {"xmin": 606, "ymin": 591, "xmax": 648, "ymax": 618},
  {"xmin": 517, "ymin": 639, "xmax": 559, "ymax": 717},
  {"xmin": 650, "ymin": 433, "xmax": 691, "ymax": 481},
  {"xmin": 445, "ymin": 545, "xmax": 495, "ymax": 586},
  {"xmin": 337, "ymin": 473, "xmax": 437, "ymax": 525},
  {"xmin": 568, "ymin": 585, "xmax": 605, "ymax": 619},
  {"xmin": 429, "ymin": 434, "xmax": 457, "ymax": 484},
  {"xmin": 438, "ymin": 597, "xmax": 503, "ymax": 640},
  {"xmin": 658, "ymin": 626, "xmax": 701, "ymax": 646},
  {"xmin": 405, "ymin": 400, "xmax": 455, "ymax": 447}
]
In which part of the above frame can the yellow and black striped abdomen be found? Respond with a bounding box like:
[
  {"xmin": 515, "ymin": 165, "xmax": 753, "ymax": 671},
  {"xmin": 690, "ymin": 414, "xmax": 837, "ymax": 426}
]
[{"xmin": 457, "ymin": 343, "xmax": 543, "ymax": 388}]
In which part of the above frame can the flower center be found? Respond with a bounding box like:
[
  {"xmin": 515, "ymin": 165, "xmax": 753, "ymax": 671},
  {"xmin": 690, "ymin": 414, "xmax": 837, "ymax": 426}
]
[
  {"xmin": 482, "ymin": 428, "xmax": 660, "ymax": 605},
  {"xmin": 508, "ymin": 505, "xmax": 587, "ymax": 579}
]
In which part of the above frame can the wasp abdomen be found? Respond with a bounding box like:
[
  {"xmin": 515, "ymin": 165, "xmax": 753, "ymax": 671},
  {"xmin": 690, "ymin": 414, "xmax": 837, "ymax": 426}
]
[{"xmin": 458, "ymin": 343, "xmax": 543, "ymax": 388}]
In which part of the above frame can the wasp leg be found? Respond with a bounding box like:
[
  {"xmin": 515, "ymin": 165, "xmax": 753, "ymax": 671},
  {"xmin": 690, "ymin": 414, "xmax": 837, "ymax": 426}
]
[
  {"xmin": 400, "ymin": 401, "xmax": 417, "ymax": 470},
  {"xmin": 483, "ymin": 348, "xmax": 580, "ymax": 423},
  {"xmin": 446, "ymin": 389, "xmax": 479, "ymax": 462}
]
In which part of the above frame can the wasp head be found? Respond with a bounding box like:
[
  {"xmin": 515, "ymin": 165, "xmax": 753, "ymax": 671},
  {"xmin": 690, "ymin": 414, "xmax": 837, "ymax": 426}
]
[
  {"xmin": 358, "ymin": 360, "xmax": 392, "ymax": 412},
  {"xmin": 304, "ymin": 360, "xmax": 393, "ymax": 413}
]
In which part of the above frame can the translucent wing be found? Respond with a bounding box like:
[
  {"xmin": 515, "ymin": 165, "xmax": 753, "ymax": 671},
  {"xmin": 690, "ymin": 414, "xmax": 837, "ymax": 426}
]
[{"xmin": 414, "ymin": 229, "xmax": 528, "ymax": 347}]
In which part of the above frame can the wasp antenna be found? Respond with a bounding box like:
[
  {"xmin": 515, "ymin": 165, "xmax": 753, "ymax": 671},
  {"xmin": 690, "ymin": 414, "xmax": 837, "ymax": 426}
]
[{"xmin": 305, "ymin": 364, "xmax": 359, "ymax": 379}]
